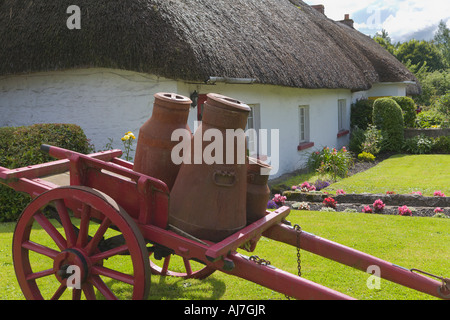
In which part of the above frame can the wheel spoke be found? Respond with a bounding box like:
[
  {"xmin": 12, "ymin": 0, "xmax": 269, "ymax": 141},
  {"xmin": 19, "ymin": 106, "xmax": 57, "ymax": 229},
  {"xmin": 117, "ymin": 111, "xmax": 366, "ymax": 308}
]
[
  {"xmin": 161, "ymin": 255, "xmax": 171, "ymax": 275},
  {"xmin": 54, "ymin": 199, "xmax": 77, "ymax": 247},
  {"xmin": 50, "ymin": 284, "xmax": 66, "ymax": 300},
  {"xmin": 91, "ymin": 265, "xmax": 134, "ymax": 285},
  {"xmin": 77, "ymin": 203, "xmax": 91, "ymax": 248},
  {"xmin": 22, "ymin": 240, "xmax": 60, "ymax": 259},
  {"xmin": 90, "ymin": 244, "xmax": 129, "ymax": 264},
  {"xmin": 25, "ymin": 268, "xmax": 54, "ymax": 281},
  {"xmin": 183, "ymin": 258, "xmax": 193, "ymax": 276},
  {"xmin": 82, "ymin": 283, "xmax": 97, "ymax": 300},
  {"xmin": 85, "ymin": 217, "xmax": 111, "ymax": 256},
  {"xmin": 89, "ymin": 275, "xmax": 118, "ymax": 300},
  {"xmin": 72, "ymin": 288, "xmax": 82, "ymax": 300},
  {"xmin": 33, "ymin": 212, "xmax": 67, "ymax": 250}
]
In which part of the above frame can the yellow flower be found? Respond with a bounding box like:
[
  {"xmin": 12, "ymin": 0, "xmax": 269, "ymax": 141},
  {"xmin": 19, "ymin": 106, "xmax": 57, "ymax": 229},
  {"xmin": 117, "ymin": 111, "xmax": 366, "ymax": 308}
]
[
  {"xmin": 121, "ymin": 135, "xmax": 130, "ymax": 141},
  {"xmin": 125, "ymin": 131, "xmax": 136, "ymax": 139}
]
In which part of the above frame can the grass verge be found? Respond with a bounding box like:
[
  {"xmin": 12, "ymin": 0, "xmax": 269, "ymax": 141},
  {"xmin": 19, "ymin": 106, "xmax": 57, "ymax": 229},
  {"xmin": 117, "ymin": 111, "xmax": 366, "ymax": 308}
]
[{"xmin": 1, "ymin": 210, "xmax": 448, "ymax": 300}]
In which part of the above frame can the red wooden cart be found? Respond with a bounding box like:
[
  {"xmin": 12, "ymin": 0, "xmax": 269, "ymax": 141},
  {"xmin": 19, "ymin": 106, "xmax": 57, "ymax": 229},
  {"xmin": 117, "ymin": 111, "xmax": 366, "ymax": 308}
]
[{"xmin": 0, "ymin": 144, "xmax": 448, "ymax": 300}]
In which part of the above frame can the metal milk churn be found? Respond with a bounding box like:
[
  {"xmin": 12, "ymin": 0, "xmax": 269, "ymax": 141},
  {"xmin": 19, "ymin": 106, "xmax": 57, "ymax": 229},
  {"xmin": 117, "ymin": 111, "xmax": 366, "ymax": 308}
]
[
  {"xmin": 133, "ymin": 92, "xmax": 192, "ymax": 191},
  {"xmin": 246, "ymin": 157, "xmax": 272, "ymax": 224},
  {"xmin": 168, "ymin": 93, "xmax": 250, "ymax": 242}
]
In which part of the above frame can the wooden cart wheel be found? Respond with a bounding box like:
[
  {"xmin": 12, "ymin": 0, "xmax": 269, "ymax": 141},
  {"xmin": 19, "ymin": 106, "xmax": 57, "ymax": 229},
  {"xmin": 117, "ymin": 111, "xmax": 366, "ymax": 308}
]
[
  {"xmin": 149, "ymin": 251, "xmax": 215, "ymax": 279},
  {"xmin": 13, "ymin": 186, "xmax": 151, "ymax": 300}
]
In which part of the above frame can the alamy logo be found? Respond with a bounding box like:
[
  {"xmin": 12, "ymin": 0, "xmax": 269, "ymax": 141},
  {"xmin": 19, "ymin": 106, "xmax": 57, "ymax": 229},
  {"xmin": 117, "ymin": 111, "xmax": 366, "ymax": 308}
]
[
  {"xmin": 66, "ymin": 5, "xmax": 81, "ymax": 30},
  {"xmin": 366, "ymin": 265, "xmax": 381, "ymax": 290},
  {"xmin": 171, "ymin": 126, "xmax": 279, "ymax": 175}
]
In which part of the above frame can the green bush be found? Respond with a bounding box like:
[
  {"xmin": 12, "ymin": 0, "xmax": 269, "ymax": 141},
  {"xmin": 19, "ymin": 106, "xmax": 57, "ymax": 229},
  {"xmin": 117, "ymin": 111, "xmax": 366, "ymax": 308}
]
[
  {"xmin": 403, "ymin": 134, "xmax": 434, "ymax": 154},
  {"xmin": 307, "ymin": 146, "xmax": 353, "ymax": 181},
  {"xmin": 350, "ymin": 99, "xmax": 374, "ymax": 130},
  {"xmin": 373, "ymin": 98, "xmax": 404, "ymax": 151},
  {"xmin": 436, "ymin": 92, "xmax": 450, "ymax": 118},
  {"xmin": 431, "ymin": 135, "xmax": 450, "ymax": 154},
  {"xmin": 348, "ymin": 127, "xmax": 366, "ymax": 154},
  {"xmin": 415, "ymin": 110, "xmax": 447, "ymax": 128},
  {"xmin": 390, "ymin": 96, "xmax": 417, "ymax": 128},
  {"xmin": 357, "ymin": 152, "xmax": 376, "ymax": 162},
  {"xmin": 0, "ymin": 124, "xmax": 91, "ymax": 222}
]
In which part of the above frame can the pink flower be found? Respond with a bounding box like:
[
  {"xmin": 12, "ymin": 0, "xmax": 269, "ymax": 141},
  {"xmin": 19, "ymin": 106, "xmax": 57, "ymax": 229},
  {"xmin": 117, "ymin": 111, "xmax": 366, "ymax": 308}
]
[
  {"xmin": 322, "ymin": 197, "xmax": 337, "ymax": 209},
  {"xmin": 362, "ymin": 205, "xmax": 372, "ymax": 213},
  {"xmin": 336, "ymin": 189, "xmax": 346, "ymax": 195},
  {"xmin": 434, "ymin": 207, "xmax": 444, "ymax": 213},
  {"xmin": 291, "ymin": 185, "xmax": 298, "ymax": 190},
  {"xmin": 272, "ymin": 194, "xmax": 287, "ymax": 206},
  {"xmin": 373, "ymin": 199, "xmax": 385, "ymax": 212},
  {"xmin": 411, "ymin": 191, "xmax": 422, "ymax": 195},
  {"xmin": 398, "ymin": 205, "xmax": 412, "ymax": 216},
  {"xmin": 433, "ymin": 190, "xmax": 446, "ymax": 197}
]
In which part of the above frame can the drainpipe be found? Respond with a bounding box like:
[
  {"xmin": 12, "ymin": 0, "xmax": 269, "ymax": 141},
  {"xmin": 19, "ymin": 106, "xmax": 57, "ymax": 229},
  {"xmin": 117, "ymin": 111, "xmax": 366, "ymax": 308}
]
[{"xmin": 207, "ymin": 77, "xmax": 257, "ymax": 84}]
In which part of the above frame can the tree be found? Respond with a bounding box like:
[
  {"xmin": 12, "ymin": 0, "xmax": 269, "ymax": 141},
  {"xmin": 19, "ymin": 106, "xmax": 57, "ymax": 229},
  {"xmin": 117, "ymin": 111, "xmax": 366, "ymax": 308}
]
[
  {"xmin": 395, "ymin": 39, "xmax": 446, "ymax": 72},
  {"xmin": 373, "ymin": 29, "xmax": 396, "ymax": 55},
  {"xmin": 434, "ymin": 20, "xmax": 450, "ymax": 67}
]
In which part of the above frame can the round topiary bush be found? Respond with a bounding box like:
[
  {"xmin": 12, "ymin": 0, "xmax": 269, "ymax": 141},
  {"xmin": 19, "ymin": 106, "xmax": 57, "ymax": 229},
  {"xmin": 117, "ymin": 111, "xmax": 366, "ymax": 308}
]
[
  {"xmin": 390, "ymin": 96, "xmax": 417, "ymax": 128},
  {"xmin": 372, "ymin": 98, "xmax": 404, "ymax": 151}
]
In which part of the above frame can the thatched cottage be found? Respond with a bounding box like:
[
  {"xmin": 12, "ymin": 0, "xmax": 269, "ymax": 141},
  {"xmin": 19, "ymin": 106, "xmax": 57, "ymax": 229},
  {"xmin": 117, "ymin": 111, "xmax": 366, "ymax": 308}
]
[{"xmin": 0, "ymin": 0, "xmax": 419, "ymax": 177}]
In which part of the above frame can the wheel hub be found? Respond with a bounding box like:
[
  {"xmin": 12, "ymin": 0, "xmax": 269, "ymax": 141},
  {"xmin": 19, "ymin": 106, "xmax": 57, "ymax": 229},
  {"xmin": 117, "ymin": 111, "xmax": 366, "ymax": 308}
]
[{"xmin": 53, "ymin": 248, "xmax": 89, "ymax": 287}]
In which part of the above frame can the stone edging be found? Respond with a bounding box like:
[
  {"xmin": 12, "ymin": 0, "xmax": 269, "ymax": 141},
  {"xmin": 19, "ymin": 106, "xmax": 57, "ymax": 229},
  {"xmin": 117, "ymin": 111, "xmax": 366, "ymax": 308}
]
[{"xmin": 283, "ymin": 191, "xmax": 450, "ymax": 207}]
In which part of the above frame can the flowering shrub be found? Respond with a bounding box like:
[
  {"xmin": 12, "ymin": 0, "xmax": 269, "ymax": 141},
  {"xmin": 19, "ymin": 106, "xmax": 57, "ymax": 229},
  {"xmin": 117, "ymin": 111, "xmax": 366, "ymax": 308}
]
[
  {"xmin": 314, "ymin": 179, "xmax": 330, "ymax": 191},
  {"xmin": 398, "ymin": 205, "xmax": 412, "ymax": 216},
  {"xmin": 357, "ymin": 152, "xmax": 375, "ymax": 162},
  {"xmin": 322, "ymin": 197, "xmax": 337, "ymax": 209},
  {"xmin": 307, "ymin": 146, "xmax": 353, "ymax": 181},
  {"xmin": 434, "ymin": 207, "xmax": 444, "ymax": 214},
  {"xmin": 300, "ymin": 181, "xmax": 316, "ymax": 192},
  {"xmin": 362, "ymin": 205, "xmax": 372, "ymax": 213},
  {"xmin": 336, "ymin": 189, "xmax": 346, "ymax": 195},
  {"xmin": 373, "ymin": 199, "xmax": 385, "ymax": 213},
  {"xmin": 433, "ymin": 190, "xmax": 446, "ymax": 197},
  {"xmin": 386, "ymin": 191, "xmax": 396, "ymax": 195},
  {"xmin": 411, "ymin": 191, "xmax": 422, "ymax": 195},
  {"xmin": 267, "ymin": 200, "xmax": 278, "ymax": 209},
  {"xmin": 272, "ymin": 194, "xmax": 287, "ymax": 207},
  {"xmin": 121, "ymin": 131, "xmax": 136, "ymax": 161},
  {"xmin": 292, "ymin": 201, "xmax": 310, "ymax": 210}
]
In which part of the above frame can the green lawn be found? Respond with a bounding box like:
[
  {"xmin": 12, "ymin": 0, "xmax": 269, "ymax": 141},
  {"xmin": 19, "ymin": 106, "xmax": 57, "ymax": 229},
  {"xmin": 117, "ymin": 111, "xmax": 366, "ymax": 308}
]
[
  {"xmin": 1, "ymin": 210, "xmax": 449, "ymax": 300},
  {"xmin": 324, "ymin": 154, "xmax": 450, "ymax": 196}
]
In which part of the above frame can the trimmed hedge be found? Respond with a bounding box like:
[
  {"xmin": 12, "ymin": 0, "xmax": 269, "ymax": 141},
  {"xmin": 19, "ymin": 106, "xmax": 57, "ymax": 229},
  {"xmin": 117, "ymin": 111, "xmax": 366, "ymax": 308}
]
[
  {"xmin": 350, "ymin": 99, "xmax": 374, "ymax": 130},
  {"xmin": 390, "ymin": 96, "xmax": 416, "ymax": 128},
  {"xmin": 0, "ymin": 124, "xmax": 91, "ymax": 222},
  {"xmin": 373, "ymin": 98, "xmax": 404, "ymax": 152}
]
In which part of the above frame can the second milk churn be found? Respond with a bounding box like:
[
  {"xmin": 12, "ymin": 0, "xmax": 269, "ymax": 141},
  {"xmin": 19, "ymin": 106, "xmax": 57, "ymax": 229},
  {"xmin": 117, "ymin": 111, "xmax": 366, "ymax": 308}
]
[
  {"xmin": 246, "ymin": 157, "xmax": 272, "ymax": 224},
  {"xmin": 169, "ymin": 93, "xmax": 250, "ymax": 242}
]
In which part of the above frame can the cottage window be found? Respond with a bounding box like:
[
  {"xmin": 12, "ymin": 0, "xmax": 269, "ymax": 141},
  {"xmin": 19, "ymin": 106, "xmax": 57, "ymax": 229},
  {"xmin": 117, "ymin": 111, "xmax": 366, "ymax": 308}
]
[
  {"xmin": 245, "ymin": 104, "xmax": 261, "ymax": 156},
  {"xmin": 338, "ymin": 99, "xmax": 347, "ymax": 132},
  {"xmin": 298, "ymin": 105, "xmax": 310, "ymax": 143},
  {"xmin": 297, "ymin": 105, "xmax": 314, "ymax": 151}
]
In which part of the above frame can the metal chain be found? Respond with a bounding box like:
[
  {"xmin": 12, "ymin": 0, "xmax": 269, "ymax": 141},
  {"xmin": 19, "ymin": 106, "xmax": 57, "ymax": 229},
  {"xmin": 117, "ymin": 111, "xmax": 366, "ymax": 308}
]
[
  {"xmin": 249, "ymin": 255, "xmax": 271, "ymax": 266},
  {"xmin": 285, "ymin": 224, "xmax": 303, "ymax": 300},
  {"xmin": 293, "ymin": 224, "xmax": 302, "ymax": 277}
]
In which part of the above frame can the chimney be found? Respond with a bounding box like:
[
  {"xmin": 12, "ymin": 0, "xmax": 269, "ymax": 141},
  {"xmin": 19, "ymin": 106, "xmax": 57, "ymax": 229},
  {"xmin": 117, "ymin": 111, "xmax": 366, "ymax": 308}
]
[
  {"xmin": 339, "ymin": 14, "xmax": 354, "ymax": 28},
  {"xmin": 311, "ymin": 4, "xmax": 325, "ymax": 15}
]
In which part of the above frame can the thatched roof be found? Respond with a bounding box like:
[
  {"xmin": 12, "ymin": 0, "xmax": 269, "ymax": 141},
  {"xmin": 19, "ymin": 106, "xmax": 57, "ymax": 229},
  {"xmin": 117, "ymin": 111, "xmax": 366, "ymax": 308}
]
[{"xmin": 0, "ymin": 0, "xmax": 419, "ymax": 92}]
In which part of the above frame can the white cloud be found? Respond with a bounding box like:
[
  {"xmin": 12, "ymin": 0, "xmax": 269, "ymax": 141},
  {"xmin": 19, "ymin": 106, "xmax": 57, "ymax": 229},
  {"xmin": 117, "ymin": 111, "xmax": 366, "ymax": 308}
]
[{"xmin": 305, "ymin": 0, "xmax": 450, "ymax": 42}]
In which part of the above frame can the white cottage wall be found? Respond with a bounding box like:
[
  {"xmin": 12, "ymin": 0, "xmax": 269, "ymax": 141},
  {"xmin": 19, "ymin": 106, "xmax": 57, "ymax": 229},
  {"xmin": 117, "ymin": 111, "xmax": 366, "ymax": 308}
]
[
  {"xmin": 179, "ymin": 82, "xmax": 352, "ymax": 178},
  {"xmin": 0, "ymin": 68, "xmax": 178, "ymax": 152}
]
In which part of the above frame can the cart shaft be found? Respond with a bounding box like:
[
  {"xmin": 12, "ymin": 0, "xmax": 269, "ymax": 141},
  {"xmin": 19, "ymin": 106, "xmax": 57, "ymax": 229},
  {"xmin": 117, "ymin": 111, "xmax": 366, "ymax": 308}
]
[{"xmin": 263, "ymin": 223, "xmax": 450, "ymax": 299}]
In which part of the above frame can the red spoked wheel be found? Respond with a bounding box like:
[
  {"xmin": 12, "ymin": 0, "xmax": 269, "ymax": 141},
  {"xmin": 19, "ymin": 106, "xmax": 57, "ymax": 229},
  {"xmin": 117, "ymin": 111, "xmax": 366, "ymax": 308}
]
[
  {"xmin": 149, "ymin": 251, "xmax": 215, "ymax": 279},
  {"xmin": 13, "ymin": 186, "xmax": 151, "ymax": 300}
]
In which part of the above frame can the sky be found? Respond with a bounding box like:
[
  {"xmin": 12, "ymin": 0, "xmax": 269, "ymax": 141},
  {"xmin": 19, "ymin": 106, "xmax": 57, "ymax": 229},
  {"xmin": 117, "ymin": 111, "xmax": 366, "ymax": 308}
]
[{"xmin": 304, "ymin": 0, "xmax": 450, "ymax": 43}]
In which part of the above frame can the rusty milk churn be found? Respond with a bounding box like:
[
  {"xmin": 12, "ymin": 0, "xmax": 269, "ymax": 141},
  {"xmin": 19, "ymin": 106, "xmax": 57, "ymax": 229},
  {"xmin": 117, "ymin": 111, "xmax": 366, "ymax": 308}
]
[
  {"xmin": 246, "ymin": 157, "xmax": 272, "ymax": 224},
  {"xmin": 169, "ymin": 93, "xmax": 250, "ymax": 242},
  {"xmin": 133, "ymin": 92, "xmax": 192, "ymax": 190}
]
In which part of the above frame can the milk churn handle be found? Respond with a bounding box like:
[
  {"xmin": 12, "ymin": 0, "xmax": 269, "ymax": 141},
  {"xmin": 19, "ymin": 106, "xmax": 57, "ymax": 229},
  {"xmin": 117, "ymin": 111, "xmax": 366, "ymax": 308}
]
[{"xmin": 213, "ymin": 170, "xmax": 236, "ymax": 187}]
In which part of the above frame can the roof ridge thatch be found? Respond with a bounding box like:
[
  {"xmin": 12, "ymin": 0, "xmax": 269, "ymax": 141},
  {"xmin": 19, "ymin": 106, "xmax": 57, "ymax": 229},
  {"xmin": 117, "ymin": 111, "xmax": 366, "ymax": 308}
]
[{"xmin": 0, "ymin": 0, "xmax": 419, "ymax": 92}]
